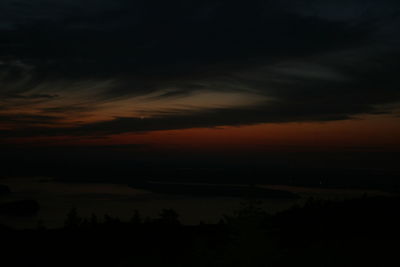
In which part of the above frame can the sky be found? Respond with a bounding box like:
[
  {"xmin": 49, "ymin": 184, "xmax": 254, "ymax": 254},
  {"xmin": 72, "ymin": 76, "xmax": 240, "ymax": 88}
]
[{"xmin": 1, "ymin": 1, "xmax": 400, "ymax": 176}]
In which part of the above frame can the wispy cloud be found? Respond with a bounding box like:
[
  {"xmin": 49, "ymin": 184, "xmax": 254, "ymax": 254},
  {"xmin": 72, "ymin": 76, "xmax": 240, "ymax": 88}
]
[{"xmin": 1, "ymin": 0, "xmax": 400, "ymax": 139}]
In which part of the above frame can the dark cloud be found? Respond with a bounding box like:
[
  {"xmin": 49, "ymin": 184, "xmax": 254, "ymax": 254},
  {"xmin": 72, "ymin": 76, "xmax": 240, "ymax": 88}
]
[
  {"xmin": 1, "ymin": 93, "xmax": 59, "ymax": 99},
  {"xmin": 40, "ymin": 106, "xmax": 93, "ymax": 114},
  {"xmin": 0, "ymin": 1, "xmax": 377, "ymax": 78},
  {"xmin": 0, "ymin": 114, "xmax": 63, "ymax": 125},
  {"xmin": 1, "ymin": 0, "xmax": 400, "ymax": 138}
]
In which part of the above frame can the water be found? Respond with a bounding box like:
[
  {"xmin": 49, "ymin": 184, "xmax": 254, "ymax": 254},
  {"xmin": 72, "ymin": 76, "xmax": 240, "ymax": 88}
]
[{"xmin": 0, "ymin": 176, "xmax": 391, "ymax": 229}]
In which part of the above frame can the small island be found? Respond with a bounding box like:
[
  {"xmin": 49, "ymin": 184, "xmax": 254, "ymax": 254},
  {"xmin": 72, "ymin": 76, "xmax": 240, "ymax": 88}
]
[
  {"xmin": 0, "ymin": 185, "xmax": 11, "ymax": 195},
  {"xmin": 0, "ymin": 199, "xmax": 40, "ymax": 216}
]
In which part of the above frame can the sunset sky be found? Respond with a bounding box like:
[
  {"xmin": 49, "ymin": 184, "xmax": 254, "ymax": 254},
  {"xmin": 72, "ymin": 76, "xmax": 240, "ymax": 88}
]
[{"xmin": 1, "ymin": 0, "xmax": 400, "ymax": 173}]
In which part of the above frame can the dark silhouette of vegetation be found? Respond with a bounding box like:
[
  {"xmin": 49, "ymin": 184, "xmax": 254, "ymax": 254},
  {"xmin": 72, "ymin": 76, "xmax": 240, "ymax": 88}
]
[
  {"xmin": 64, "ymin": 207, "xmax": 82, "ymax": 229},
  {"xmin": 129, "ymin": 210, "xmax": 141, "ymax": 224},
  {"xmin": 1, "ymin": 196, "xmax": 400, "ymax": 266},
  {"xmin": 155, "ymin": 208, "xmax": 181, "ymax": 225}
]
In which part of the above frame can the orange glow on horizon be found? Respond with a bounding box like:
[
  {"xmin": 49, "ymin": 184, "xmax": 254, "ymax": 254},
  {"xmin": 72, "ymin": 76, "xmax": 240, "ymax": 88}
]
[{"xmin": 5, "ymin": 114, "xmax": 400, "ymax": 153}]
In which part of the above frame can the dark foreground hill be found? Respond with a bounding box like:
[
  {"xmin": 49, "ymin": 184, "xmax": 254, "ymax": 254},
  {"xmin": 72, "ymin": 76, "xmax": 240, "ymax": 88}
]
[{"xmin": 1, "ymin": 196, "xmax": 399, "ymax": 267}]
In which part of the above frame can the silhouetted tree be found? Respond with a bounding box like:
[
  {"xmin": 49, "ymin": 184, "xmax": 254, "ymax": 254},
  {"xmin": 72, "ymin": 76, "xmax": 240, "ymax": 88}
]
[
  {"xmin": 80, "ymin": 218, "xmax": 89, "ymax": 228},
  {"xmin": 90, "ymin": 213, "xmax": 98, "ymax": 227},
  {"xmin": 36, "ymin": 219, "xmax": 46, "ymax": 231},
  {"xmin": 64, "ymin": 207, "xmax": 82, "ymax": 229},
  {"xmin": 129, "ymin": 210, "xmax": 142, "ymax": 224},
  {"xmin": 104, "ymin": 214, "xmax": 121, "ymax": 225},
  {"xmin": 157, "ymin": 209, "xmax": 180, "ymax": 225}
]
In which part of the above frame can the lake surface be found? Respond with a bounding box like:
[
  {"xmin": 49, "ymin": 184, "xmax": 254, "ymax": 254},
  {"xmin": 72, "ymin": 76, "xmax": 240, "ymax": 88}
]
[{"xmin": 0, "ymin": 176, "xmax": 392, "ymax": 229}]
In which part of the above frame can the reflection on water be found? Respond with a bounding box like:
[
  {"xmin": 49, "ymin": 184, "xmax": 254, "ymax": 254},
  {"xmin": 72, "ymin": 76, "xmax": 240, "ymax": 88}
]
[{"xmin": 0, "ymin": 176, "xmax": 391, "ymax": 229}]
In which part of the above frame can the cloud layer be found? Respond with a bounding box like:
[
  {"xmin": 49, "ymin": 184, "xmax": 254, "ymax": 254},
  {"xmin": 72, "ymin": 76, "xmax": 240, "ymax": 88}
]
[{"xmin": 1, "ymin": 0, "xmax": 400, "ymax": 139}]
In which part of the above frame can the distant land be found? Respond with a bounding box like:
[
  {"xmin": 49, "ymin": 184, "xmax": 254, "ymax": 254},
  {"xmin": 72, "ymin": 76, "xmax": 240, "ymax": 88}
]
[{"xmin": 129, "ymin": 181, "xmax": 299, "ymax": 199}]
